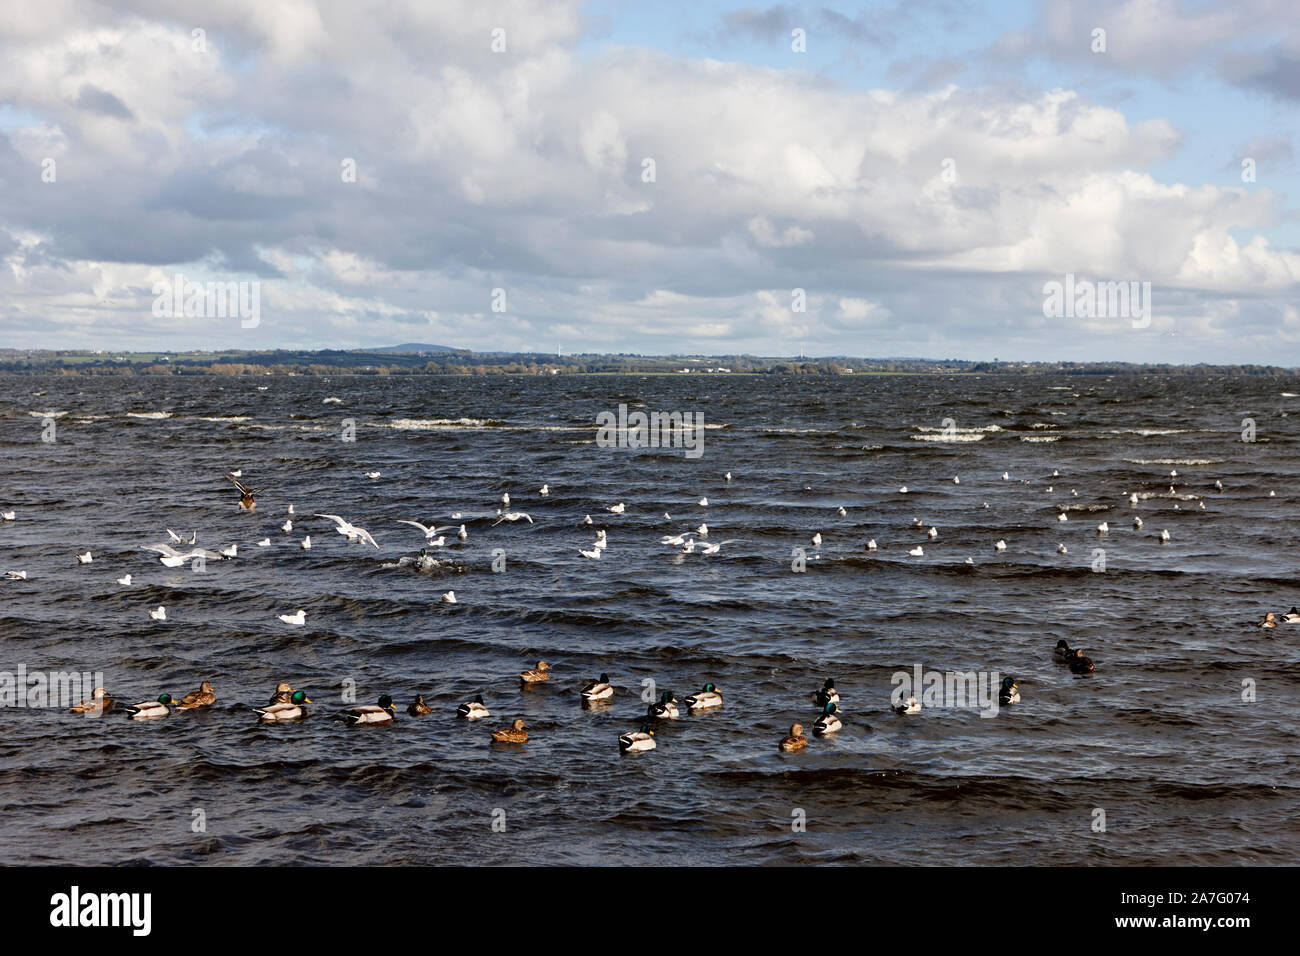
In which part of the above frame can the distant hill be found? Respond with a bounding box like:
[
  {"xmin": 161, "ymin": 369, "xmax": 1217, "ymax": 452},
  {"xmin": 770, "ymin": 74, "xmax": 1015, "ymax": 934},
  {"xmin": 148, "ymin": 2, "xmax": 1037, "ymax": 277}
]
[{"xmin": 363, "ymin": 343, "xmax": 462, "ymax": 354}]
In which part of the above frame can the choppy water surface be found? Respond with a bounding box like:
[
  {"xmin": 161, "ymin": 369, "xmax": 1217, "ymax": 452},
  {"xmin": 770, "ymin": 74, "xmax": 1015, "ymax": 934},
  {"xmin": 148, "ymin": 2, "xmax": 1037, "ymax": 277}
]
[{"xmin": 1, "ymin": 373, "xmax": 1297, "ymax": 865}]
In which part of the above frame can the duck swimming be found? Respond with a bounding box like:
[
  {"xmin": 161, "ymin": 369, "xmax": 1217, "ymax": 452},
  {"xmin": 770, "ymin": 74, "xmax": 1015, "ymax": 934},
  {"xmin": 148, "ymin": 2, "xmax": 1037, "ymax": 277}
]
[
  {"xmin": 268, "ymin": 681, "xmax": 296, "ymax": 705},
  {"xmin": 339, "ymin": 695, "xmax": 397, "ymax": 725},
  {"xmin": 407, "ymin": 695, "xmax": 432, "ymax": 716},
  {"xmin": 175, "ymin": 681, "xmax": 216, "ymax": 710},
  {"xmin": 1068, "ymin": 651, "xmax": 1095, "ymax": 674},
  {"xmin": 813, "ymin": 677, "xmax": 839, "ymax": 708},
  {"xmin": 648, "ymin": 691, "xmax": 678, "ymax": 719},
  {"xmin": 457, "ymin": 694, "xmax": 490, "ymax": 719},
  {"xmin": 683, "ymin": 683, "xmax": 723, "ymax": 710},
  {"xmin": 1053, "ymin": 639, "xmax": 1073, "ymax": 663},
  {"xmin": 254, "ymin": 690, "xmax": 311, "ymax": 721},
  {"xmin": 1259, "ymin": 612, "xmax": 1279, "ymax": 629},
  {"xmin": 893, "ymin": 695, "xmax": 921, "ymax": 715},
  {"xmin": 779, "ymin": 723, "xmax": 808, "ymax": 752},
  {"xmin": 228, "ymin": 473, "xmax": 258, "ymax": 512},
  {"xmin": 69, "ymin": 686, "xmax": 113, "ymax": 716},
  {"xmin": 812, "ymin": 702, "xmax": 842, "ymax": 735},
  {"xmin": 491, "ymin": 718, "xmax": 528, "ymax": 743},
  {"xmin": 998, "ymin": 677, "xmax": 1020, "ymax": 706},
  {"xmin": 581, "ymin": 672, "xmax": 614, "ymax": 703},
  {"xmin": 520, "ymin": 661, "xmax": 550, "ymax": 685},
  {"xmin": 1283, "ymin": 607, "xmax": 1300, "ymax": 624},
  {"xmin": 123, "ymin": 694, "xmax": 175, "ymax": 719},
  {"xmin": 618, "ymin": 724, "xmax": 656, "ymax": 753}
]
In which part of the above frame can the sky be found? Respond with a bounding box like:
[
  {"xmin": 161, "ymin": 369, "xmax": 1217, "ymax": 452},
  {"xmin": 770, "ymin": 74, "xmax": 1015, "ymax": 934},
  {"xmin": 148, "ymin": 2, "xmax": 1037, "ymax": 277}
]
[{"xmin": 0, "ymin": 0, "xmax": 1297, "ymax": 362}]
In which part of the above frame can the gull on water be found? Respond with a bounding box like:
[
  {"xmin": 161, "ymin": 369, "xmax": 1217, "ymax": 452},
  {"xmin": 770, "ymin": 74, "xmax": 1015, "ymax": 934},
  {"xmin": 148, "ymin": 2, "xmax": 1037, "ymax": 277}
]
[
  {"xmin": 811, "ymin": 532, "xmax": 822, "ymax": 547},
  {"xmin": 583, "ymin": 515, "xmax": 593, "ymax": 525},
  {"xmin": 150, "ymin": 606, "xmax": 166, "ymax": 621},
  {"xmin": 994, "ymin": 540, "xmax": 1007, "ymax": 551},
  {"xmin": 1057, "ymin": 543, "xmax": 1067, "ymax": 554},
  {"xmin": 282, "ymin": 519, "xmax": 293, "ymax": 533},
  {"xmin": 75, "ymin": 552, "xmax": 93, "ymax": 564},
  {"xmin": 697, "ymin": 523, "xmax": 708, "ymax": 538},
  {"xmin": 698, "ymin": 497, "xmax": 709, "ymax": 507},
  {"xmin": 365, "ymin": 472, "xmax": 381, "ymax": 479},
  {"xmin": 867, "ymin": 539, "xmax": 877, "ymax": 550},
  {"xmin": 838, "ymin": 506, "xmax": 847, "ymax": 516},
  {"xmin": 908, "ymin": 546, "xmax": 924, "ymax": 556},
  {"xmin": 257, "ymin": 538, "xmax": 271, "ymax": 547},
  {"xmin": 899, "ymin": 486, "xmax": 908, "ymax": 493},
  {"xmin": 608, "ymin": 503, "xmax": 626, "ymax": 514},
  {"xmin": 1058, "ymin": 513, "xmax": 1068, "ymax": 522},
  {"xmin": 1159, "ymin": 529, "xmax": 1171, "ymax": 542},
  {"xmin": 725, "ymin": 472, "xmax": 732, "ymax": 482},
  {"xmin": 579, "ymin": 547, "xmax": 601, "ymax": 559},
  {"xmin": 278, "ymin": 610, "xmax": 306, "ymax": 626},
  {"xmin": 1097, "ymin": 522, "xmax": 1109, "ymax": 534},
  {"xmin": 539, "ymin": 484, "xmax": 549, "ymax": 497},
  {"xmin": 1, "ymin": 511, "xmax": 15, "ymax": 521},
  {"xmin": 1134, "ymin": 517, "xmax": 1143, "ymax": 529},
  {"xmin": 4, "ymin": 570, "xmax": 27, "ymax": 580},
  {"xmin": 441, "ymin": 590, "xmax": 457, "ymax": 604},
  {"xmin": 458, "ymin": 525, "xmax": 468, "ymax": 540},
  {"xmin": 928, "ymin": 527, "xmax": 938, "ymax": 539},
  {"xmin": 220, "ymin": 544, "xmax": 237, "ymax": 557},
  {"xmin": 117, "ymin": 574, "xmax": 132, "ymax": 585},
  {"xmin": 301, "ymin": 536, "xmax": 312, "ymax": 550}
]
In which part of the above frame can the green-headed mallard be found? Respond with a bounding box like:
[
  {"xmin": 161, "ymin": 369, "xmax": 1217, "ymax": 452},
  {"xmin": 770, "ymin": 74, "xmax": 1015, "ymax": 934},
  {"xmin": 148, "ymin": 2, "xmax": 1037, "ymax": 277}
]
[
  {"xmin": 457, "ymin": 694, "xmax": 490, "ymax": 719},
  {"xmin": 490, "ymin": 718, "xmax": 528, "ymax": 743},
  {"xmin": 813, "ymin": 677, "xmax": 839, "ymax": 707},
  {"xmin": 998, "ymin": 676, "xmax": 1021, "ymax": 705},
  {"xmin": 407, "ymin": 694, "xmax": 432, "ymax": 716},
  {"xmin": 812, "ymin": 702, "xmax": 842, "ymax": 734},
  {"xmin": 254, "ymin": 690, "xmax": 311, "ymax": 721},
  {"xmin": 175, "ymin": 680, "xmax": 216, "ymax": 710},
  {"xmin": 648, "ymin": 690, "xmax": 678, "ymax": 719},
  {"xmin": 123, "ymin": 694, "xmax": 175, "ymax": 719},
  {"xmin": 683, "ymin": 683, "xmax": 722, "ymax": 710},
  {"xmin": 340, "ymin": 695, "xmax": 396, "ymax": 725},
  {"xmin": 618, "ymin": 724, "xmax": 656, "ymax": 753},
  {"xmin": 520, "ymin": 661, "xmax": 550, "ymax": 685},
  {"xmin": 581, "ymin": 672, "xmax": 613, "ymax": 702},
  {"xmin": 780, "ymin": 723, "xmax": 808, "ymax": 752}
]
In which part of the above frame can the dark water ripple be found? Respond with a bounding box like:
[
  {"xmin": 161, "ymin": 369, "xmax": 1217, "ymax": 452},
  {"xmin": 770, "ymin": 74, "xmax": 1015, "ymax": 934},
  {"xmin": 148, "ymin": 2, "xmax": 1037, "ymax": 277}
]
[{"xmin": 1, "ymin": 373, "xmax": 1298, "ymax": 864}]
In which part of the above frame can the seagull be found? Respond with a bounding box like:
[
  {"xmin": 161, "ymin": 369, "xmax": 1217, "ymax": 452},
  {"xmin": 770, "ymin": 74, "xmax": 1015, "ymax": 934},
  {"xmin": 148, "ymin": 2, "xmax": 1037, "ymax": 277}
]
[
  {"xmin": 117, "ymin": 574, "xmax": 132, "ymax": 585},
  {"xmin": 220, "ymin": 544, "xmax": 237, "ymax": 558},
  {"xmin": 928, "ymin": 527, "xmax": 938, "ymax": 539},
  {"xmin": 867, "ymin": 539, "xmax": 877, "ymax": 550},
  {"xmin": 75, "ymin": 552, "xmax": 93, "ymax": 564},
  {"xmin": 663, "ymin": 513, "xmax": 671, "ymax": 521},
  {"xmin": 583, "ymin": 515, "xmax": 593, "ymax": 525},
  {"xmin": 0, "ymin": 511, "xmax": 15, "ymax": 521},
  {"xmin": 994, "ymin": 540, "xmax": 1007, "ymax": 551},
  {"xmin": 1001, "ymin": 472, "xmax": 1009, "ymax": 481},
  {"xmin": 608, "ymin": 503, "xmax": 626, "ymax": 514},
  {"xmin": 811, "ymin": 532, "xmax": 822, "ymax": 547},
  {"xmin": 899, "ymin": 486, "xmax": 908, "ymax": 493},
  {"xmin": 365, "ymin": 471, "xmax": 381, "ymax": 479},
  {"xmin": 661, "ymin": 532, "xmax": 695, "ymax": 546},
  {"xmin": 457, "ymin": 525, "xmax": 468, "ymax": 541},
  {"xmin": 230, "ymin": 469, "xmax": 242, "ymax": 478},
  {"xmin": 278, "ymin": 610, "xmax": 306, "ymax": 626},
  {"xmin": 1097, "ymin": 522, "xmax": 1109, "ymax": 534},
  {"xmin": 1129, "ymin": 493, "xmax": 1139, "ymax": 506},
  {"xmin": 697, "ymin": 523, "xmax": 708, "ymax": 538},
  {"xmin": 441, "ymin": 590, "xmax": 457, "ymax": 604},
  {"xmin": 1214, "ymin": 480, "xmax": 1223, "ymax": 491},
  {"xmin": 1057, "ymin": 543, "xmax": 1067, "ymax": 554},
  {"xmin": 700, "ymin": 539, "xmax": 739, "ymax": 555},
  {"xmin": 579, "ymin": 547, "xmax": 601, "ymax": 559},
  {"xmin": 698, "ymin": 497, "xmax": 708, "ymax": 507},
  {"xmin": 287, "ymin": 504, "xmax": 295, "ymax": 515},
  {"xmin": 150, "ymin": 606, "xmax": 166, "ymax": 621},
  {"xmin": 1133, "ymin": 517, "xmax": 1143, "ymax": 529},
  {"xmin": 315, "ymin": 514, "xmax": 379, "ymax": 547},
  {"xmin": 4, "ymin": 570, "xmax": 27, "ymax": 580},
  {"xmin": 539, "ymin": 484, "xmax": 549, "ymax": 497},
  {"xmin": 501, "ymin": 492, "xmax": 510, "ymax": 507},
  {"xmin": 396, "ymin": 520, "xmax": 455, "ymax": 542},
  {"xmin": 166, "ymin": 529, "xmax": 197, "ymax": 545},
  {"xmin": 282, "ymin": 519, "xmax": 293, "ymax": 533},
  {"xmin": 838, "ymin": 506, "xmax": 847, "ymax": 516},
  {"xmin": 141, "ymin": 544, "xmax": 223, "ymax": 567},
  {"xmin": 228, "ymin": 473, "xmax": 258, "ymax": 512},
  {"xmin": 953, "ymin": 476, "xmax": 960, "ymax": 484},
  {"xmin": 1159, "ymin": 529, "xmax": 1171, "ymax": 542},
  {"xmin": 257, "ymin": 538, "xmax": 271, "ymax": 547},
  {"xmin": 493, "ymin": 510, "xmax": 533, "ymax": 526},
  {"xmin": 725, "ymin": 472, "xmax": 732, "ymax": 482},
  {"xmin": 1058, "ymin": 513, "xmax": 1068, "ymax": 522},
  {"xmin": 909, "ymin": 546, "xmax": 924, "ymax": 556},
  {"xmin": 301, "ymin": 536, "xmax": 312, "ymax": 550}
]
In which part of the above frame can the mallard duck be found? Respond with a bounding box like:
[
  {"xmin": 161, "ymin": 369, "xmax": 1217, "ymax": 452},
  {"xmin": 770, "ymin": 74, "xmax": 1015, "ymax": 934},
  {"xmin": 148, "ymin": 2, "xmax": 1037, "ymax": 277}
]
[
  {"xmin": 812, "ymin": 702, "xmax": 842, "ymax": 734},
  {"xmin": 340, "ymin": 695, "xmax": 397, "ymax": 725},
  {"xmin": 1053, "ymin": 639, "xmax": 1073, "ymax": 663},
  {"xmin": 520, "ymin": 660, "xmax": 550, "ymax": 684},
  {"xmin": 457, "ymin": 694, "xmax": 490, "ymax": 719},
  {"xmin": 998, "ymin": 676, "xmax": 1020, "ymax": 705},
  {"xmin": 581, "ymin": 672, "xmax": 613, "ymax": 702},
  {"xmin": 893, "ymin": 695, "xmax": 921, "ymax": 715},
  {"xmin": 228, "ymin": 473, "xmax": 258, "ymax": 512},
  {"xmin": 123, "ymin": 694, "xmax": 175, "ymax": 719},
  {"xmin": 779, "ymin": 723, "xmax": 808, "ymax": 752},
  {"xmin": 407, "ymin": 694, "xmax": 432, "ymax": 716},
  {"xmin": 254, "ymin": 690, "xmax": 310, "ymax": 721},
  {"xmin": 813, "ymin": 677, "xmax": 839, "ymax": 707},
  {"xmin": 268, "ymin": 681, "xmax": 296, "ymax": 704},
  {"xmin": 1284, "ymin": 607, "xmax": 1300, "ymax": 624},
  {"xmin": 175, "ymin": 681, "xmax": 216, "ymax": 710},
  {"xmin": 683, "ymin": 683, "xmax": 722, "ymax": 710},
  {"xmin": 490, "ymin": 718, "xmax": 528, "ymax": 743},
  {"xmin": 1068, "ymin": 650, "xmax": 1095, "ymax": 674},
  {"xmin": 618, "ymin": 724, "xmax": 656, "ymax": 753},
  {"xmin": 69, "ymin": 686, "xmax": 113, "ymax": 715},
  {"xmin": 648, "ymin": 691, "xmax": 678, "ymax": 719}
]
